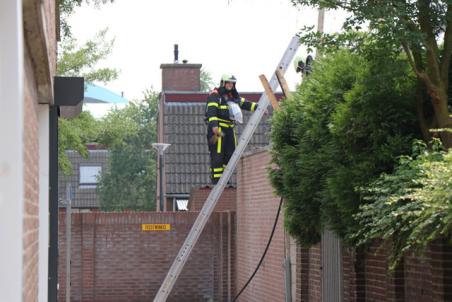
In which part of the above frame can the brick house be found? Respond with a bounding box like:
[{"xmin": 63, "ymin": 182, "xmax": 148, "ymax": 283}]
[
  {"xmin": 0, "ymin": 0, "xmax": 58, "ymax": 301},
  {"xmin": 0, "ymin": 1, "xmax": 86, "ymax": 301},
  {"xmin": 157, "ymin": 59, "xmax": 283, "ymax": 211}
]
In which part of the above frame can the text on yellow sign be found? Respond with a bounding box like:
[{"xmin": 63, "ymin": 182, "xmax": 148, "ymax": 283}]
[{"xmin": 141, "ymin": 224, "xmax": 171, "ymax": 231}]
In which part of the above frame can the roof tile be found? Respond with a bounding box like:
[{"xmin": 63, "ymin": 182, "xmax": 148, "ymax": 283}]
[{"xmin": 162, "ymin": 101, "xmax": 270, "ymax": 194}]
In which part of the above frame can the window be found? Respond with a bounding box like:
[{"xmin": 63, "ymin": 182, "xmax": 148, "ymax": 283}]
[
  {"xmin": 79, "ymin": 166, "xmax": 102, "ymax": 188},
  {"xmin": 176, "ymin": 199, "xmax": 189, "ymax": 211}
]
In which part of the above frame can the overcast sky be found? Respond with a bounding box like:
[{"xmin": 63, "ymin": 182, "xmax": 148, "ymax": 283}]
[{"xmin": 69, "ymin": 0, "xmax": 347, "ymax": 116}]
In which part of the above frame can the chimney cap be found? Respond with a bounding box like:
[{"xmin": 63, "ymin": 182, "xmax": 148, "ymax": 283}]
[{"xmin": 160, "ymin": 63, "xmax": 202, "ymax": 69}]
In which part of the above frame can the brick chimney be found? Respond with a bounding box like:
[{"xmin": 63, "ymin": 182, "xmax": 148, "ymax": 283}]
[{"xmin": 160, "ymin": 44, "xmax": 202, "ymax": 92}]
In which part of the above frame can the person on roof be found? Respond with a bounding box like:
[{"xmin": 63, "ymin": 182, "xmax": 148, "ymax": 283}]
[{"xmin": 205, "ymin": 74, "xmax": 258, "ymax": 184}]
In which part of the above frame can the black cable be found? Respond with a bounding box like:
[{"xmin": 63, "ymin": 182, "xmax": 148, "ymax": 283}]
[{"xmin": 231, "ymin": 197, "xmax": 284, "ymax": 302}]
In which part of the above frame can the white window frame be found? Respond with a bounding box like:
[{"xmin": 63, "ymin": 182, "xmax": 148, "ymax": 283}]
[
  {"xmin": 38, "ymin": 105, "xmax": 49, "ymax": 302},
  {"xmin": 79, "ymin": 165, "xmax": 102, "ymax": 188}
]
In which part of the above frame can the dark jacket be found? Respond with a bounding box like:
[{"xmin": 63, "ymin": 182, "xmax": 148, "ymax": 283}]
[{"xmin": 205, "ymin": 87, "xmax": 257, "ymax": 130}]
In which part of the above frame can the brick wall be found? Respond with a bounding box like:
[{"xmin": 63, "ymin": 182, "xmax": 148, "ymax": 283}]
[
  {"xmin": 340, "ymin": 240, "xmax": 452, "ymax": 302},
  {"xmin": 404, "ymin": 253, "xmax": 434, "ymax": 301},
  {"xmin": 342, "ymin": 246, "xmax": 365, "ymax": 302},
  {"xmin": 20, "ymin": 0, "xmax": 56, "ymax": 300},
  {"xmin": 307, "ymin": 245, "xmax": 322, "ymax": 302},
  {"xmin": 296, "ymin": 246, "xmax": 307, "ymax": 302},
  {"xmin": 404, "ymin": 239, "xmax": 452, "ymax": 302},
  {"xmin": 363, "ymin": 242, "xmax": 404, "ymax": 302},
  {"xmin": 235, "ymin": 149, "xmax": 452, "ymax": 302},
  {"xmin": 217, "ymin": 211, "xmax": 236, "ymax": 302},
  {"xmin": 294, "ymin": 244, "xmax": 322, "ymax": 302},
  {"xmin": 58, "ymin": 211, "xmax": 235, "ymax": 302},
  {"xmin": 189, "ymin": 186, "xmax": 237, "ymax": 212},
  {"xmin": 56, "ymin": 149, "xmax": 452, "ymax": 302},
  {"xmin": 22, "ymin": 46, "xmax": 41, "ymax": 302},
  {"xmin": 235, "ymin": 149, "xmax": 286, "ymax": 302}
]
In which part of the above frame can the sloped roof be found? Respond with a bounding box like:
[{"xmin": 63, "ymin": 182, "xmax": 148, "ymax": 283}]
[{"xmin": 162, "ymin": 95, "xmax": 275, "ymax": 195}]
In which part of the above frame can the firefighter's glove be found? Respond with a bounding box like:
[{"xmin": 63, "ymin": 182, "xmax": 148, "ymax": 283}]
[
  {"xmin": 212, "ymin": 127, "xmax": 222, "ymax": 136},
  {"xmin": 210, "ymin": 127, "xmax": 223, "ymax": 145}
]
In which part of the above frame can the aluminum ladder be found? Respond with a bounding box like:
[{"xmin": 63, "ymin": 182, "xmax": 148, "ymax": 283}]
[{"xmin": 153, "ymin": 36, "xmax": 301, "ymax": 302}]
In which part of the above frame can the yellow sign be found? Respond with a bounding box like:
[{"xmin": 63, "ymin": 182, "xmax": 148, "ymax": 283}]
[{"xmin": 141, "ymin": 224, "xmax": 171, "ymax": 231}]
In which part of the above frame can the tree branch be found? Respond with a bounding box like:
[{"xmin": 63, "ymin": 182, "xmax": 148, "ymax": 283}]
[
  {"xmin": 401, "ymin": 40, "xmax": 424, "ymax": 76},
  {"xmin": 417, "ymin": 0, "xmax": 442, "ymax": 85},
  {"xmin": 402, "ymin": 40, "xmax": 440, "ymax": 99}
]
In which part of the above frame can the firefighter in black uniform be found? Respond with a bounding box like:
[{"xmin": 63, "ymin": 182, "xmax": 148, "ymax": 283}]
[{"xmin": 205, "ymin": 74, "xmax": 258, "ymax": 184}]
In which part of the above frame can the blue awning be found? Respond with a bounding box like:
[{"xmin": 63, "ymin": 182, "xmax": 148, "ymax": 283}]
[{"xmin": 84, "ymin": 83, "xmax": 128, "ymax": 104}]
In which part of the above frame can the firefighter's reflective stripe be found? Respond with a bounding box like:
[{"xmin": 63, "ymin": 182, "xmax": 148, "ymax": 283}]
[
  {"xmin": 234, "ymin": 131, "xmax": 237, "ymax": 146},
  {"xmin": 219, "ymin": 122, "xmax": 234, "ymax": 128},
  {"xmin": 209, "ymin": 117, "xmax": 234, "ymax": 125},
  {"xmin": 219, "ymin": 105, "xmax": 229, "ymax": 109},
  {"xmin": 240, "ymin": 97, "xmax": 245, "ymax": 105},
  {"xmin": 217, "ymin": 135, "xmax": 222, "ymax": 153},
  {"xmin": 211, "ymin": 167, "xmax": 224, "ymax": 172},
  {"xmin": 251, "ymin": 103, "xmax": 256, "ymax": 112},
  {"xmin": 213, "ymin": 173, "xmax": 223, "ymax": 178},
  {"xmin": 217, "ymin": 117, "xmax": 232, "ymax": 123},
  {"xmin": 217, "ymin": 127, "xmax": 222, "ymax": 153},
  {"xmin": 208, "ymin": 102, "xmax": 219, "ymax": 107}
]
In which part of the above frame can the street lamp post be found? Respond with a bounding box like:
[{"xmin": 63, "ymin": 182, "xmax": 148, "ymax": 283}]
[{"xmin": 152, "ymin": 143, "xmax": 171, "ymax": 212}]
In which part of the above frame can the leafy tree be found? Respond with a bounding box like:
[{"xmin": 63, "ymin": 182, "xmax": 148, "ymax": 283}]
[
  {"xmin": 58, "ymin": 111, "xmax": 100, "ymax": 174},
  {"xmin": 59, "ymin": 0, "xmax": 114, "ymax": 38},
  {"xmin": 57, "ymin": 29, "xmax": 119, "ymax": 84},
  {"xmin": 97, "ymin": 90, "xmax": 158, "ymax": 211},
  {"xmin": 292, "ymin": 0, "xmax": 452, "ymax": 147},
  {"xmin": 201, "ymin": 68, "xmax": 215, "ymax": 92},
  {"xmin": 269, "ymin": 50, "xmax": 419, "ymax": 245},
  {"xmin": 352, "ymin": 140, "xmax": 452, "ymax": 268}
]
